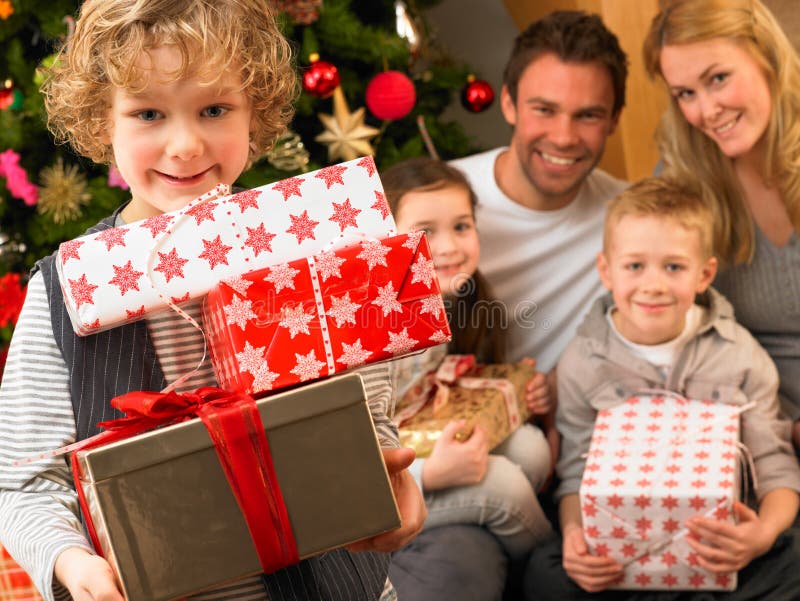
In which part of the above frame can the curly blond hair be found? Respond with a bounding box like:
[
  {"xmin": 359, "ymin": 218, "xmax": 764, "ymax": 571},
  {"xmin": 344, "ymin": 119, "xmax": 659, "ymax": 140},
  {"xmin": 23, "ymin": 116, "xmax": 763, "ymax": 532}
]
[
  {"xmin": 643, "ymin": 0, "xmax": 800, "ymax": 264},
  {"xmin": 42, "ymin": 0, "xmax": 297, "ymax": 165}
]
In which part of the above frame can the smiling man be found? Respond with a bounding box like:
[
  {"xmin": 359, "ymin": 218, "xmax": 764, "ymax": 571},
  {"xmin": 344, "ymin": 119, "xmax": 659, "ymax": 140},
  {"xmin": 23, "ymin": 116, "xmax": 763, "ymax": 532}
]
[{"xmin": 452, "ymin": 10, "xmax": 629, "ymax": 377}]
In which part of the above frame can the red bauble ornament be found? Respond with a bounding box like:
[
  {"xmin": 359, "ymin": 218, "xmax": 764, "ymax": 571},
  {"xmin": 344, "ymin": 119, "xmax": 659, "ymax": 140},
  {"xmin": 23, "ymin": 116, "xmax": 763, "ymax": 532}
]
[
  {"xmin": 302, "ymin": 54, "xmax": 340, "ymax": 99},
  {"xmin": 461, "ymin": 76, "xmax": 494, "ymax": 113},
  {"xmin": 365, "ymin": 71, "xmax": 416, "ymax": 121}
]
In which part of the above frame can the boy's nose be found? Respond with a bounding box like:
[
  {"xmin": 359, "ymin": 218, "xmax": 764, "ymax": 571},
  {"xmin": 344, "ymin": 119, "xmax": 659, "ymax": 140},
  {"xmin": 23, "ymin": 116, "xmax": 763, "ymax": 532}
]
[{"xmin": 166, "ymin": 122, "xmax": 204, "ymax": 160}]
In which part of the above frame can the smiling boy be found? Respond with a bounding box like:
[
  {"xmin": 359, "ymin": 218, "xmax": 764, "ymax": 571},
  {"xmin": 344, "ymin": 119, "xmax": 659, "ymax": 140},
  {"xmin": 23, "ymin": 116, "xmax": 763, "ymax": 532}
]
[{"xmin": 523, "ymin": 177, "xmax": 800, "ymax": 600}]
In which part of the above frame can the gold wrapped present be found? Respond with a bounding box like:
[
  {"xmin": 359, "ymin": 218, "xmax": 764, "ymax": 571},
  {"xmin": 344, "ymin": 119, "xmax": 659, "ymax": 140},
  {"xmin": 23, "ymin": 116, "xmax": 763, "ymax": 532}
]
[
  {"xmin": 395, "ymin": 355, "xmax": 534, "ymax": 457},
  {"xmin": 74, "ymin": 373, "xmax": 400, "ymax": 601}
]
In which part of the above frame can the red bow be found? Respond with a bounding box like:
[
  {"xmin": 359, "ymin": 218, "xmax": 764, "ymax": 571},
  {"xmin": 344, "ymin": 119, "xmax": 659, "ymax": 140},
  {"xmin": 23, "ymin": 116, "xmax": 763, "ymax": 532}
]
[{"xmin": 73, "ymin": 387, "xmax": 299, "ymax": 574}]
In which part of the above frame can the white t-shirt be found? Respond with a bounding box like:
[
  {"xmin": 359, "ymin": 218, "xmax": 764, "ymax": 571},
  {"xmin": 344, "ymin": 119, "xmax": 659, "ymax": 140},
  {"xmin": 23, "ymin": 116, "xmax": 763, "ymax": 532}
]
[{"xmin": 451, "ymin": 148, "xmax": 628, "ymax": 371}]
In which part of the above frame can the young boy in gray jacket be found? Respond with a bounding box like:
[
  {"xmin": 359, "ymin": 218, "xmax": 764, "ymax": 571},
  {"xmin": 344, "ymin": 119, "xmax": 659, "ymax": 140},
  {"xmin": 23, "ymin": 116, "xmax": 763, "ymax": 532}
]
[{"xmin": 524, "ymin": 177, "xmax": 800, "ymax": 601}]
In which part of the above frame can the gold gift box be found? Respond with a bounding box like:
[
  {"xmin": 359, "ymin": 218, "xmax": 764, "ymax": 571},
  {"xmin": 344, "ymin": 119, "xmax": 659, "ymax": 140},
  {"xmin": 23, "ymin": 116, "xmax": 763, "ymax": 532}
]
[
  {"xmin": 397, "ymin": 362, "xmax": 533, "ymax": 457},
  {"xmin": 75, "ymin": 373, "xmax": 400, "ymax": 601}
]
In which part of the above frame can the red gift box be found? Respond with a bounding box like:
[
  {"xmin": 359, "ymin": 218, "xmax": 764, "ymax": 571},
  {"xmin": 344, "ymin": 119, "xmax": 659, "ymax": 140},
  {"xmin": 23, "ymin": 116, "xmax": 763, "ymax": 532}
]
[
  {"xmin": 0, "ymin": 545, "xmax": 42, "ymax": 601},
  {"xmin": 203, "ymin": 232, "xmax": 451, "ymax": 396}
]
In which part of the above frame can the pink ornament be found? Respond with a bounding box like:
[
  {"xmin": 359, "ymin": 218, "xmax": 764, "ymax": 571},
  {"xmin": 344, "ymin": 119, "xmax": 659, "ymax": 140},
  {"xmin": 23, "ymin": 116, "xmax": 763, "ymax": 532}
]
[
  {"xmin": 0, "ymin": 149, "xmax": 38, "ymax": 206},
  {"xmin": 365, "ymin": 71, "xmax": 416, "ymax": 121}
]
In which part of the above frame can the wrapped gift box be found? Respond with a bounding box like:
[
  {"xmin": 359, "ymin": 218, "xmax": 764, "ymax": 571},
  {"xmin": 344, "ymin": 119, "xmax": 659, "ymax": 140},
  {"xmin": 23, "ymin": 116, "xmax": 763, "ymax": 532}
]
[
  {"xmin": 395, "ymin": 356, "xmax": 534, "ymax": 457},
  {"xmin": 202, "ymin": 232, "xmax": 451, "ymax": 396},
  {"xmin": 580, "ymin": 394, "xmax": 741, "ymax": 591},
  {"xmin": 74, "ymin": 373, "xmax": 400, "ymax": 601},
  {"xmin": 56, "ymin": 157, "xmax": 395, "ymax": 335}
]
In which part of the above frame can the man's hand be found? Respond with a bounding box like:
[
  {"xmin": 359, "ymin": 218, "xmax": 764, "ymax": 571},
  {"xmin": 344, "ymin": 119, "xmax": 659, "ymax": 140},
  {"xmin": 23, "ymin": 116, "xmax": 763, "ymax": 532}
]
[
  {"xmin": 422, "ymin": 420, "xmax": 489, "ymax": 490},
  {"xmin": 346, "ymin": 447, "xmax": 426, "ymax": 553},
  {"xmin": 562, "ymin": 526, "xmax": 623, "ymax": 593},
  {"xmin": 54, "ymin": 547, "xmax": 124, "ymax": 601}
]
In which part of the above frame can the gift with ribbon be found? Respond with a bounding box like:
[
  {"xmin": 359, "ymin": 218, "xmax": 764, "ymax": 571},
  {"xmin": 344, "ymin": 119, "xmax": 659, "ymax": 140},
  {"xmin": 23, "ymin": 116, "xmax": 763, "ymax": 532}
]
[
  {"xmin": 55, "ymin": 156, "xmax": 396, "ymax": 336},
  {"xmin": 579, "ymin": 393, "xmax": 746, "ymax": 591},
  {"xmin": 394, "ymin": 354, "xmax": 534, "ymax": 458},
  {"xmin": 72, "ymin": 373, "xmax": 400, "ymax": 601},
  {"xmin": 202, "ymin": 231, "xmax": 451, "ymax": 396}
]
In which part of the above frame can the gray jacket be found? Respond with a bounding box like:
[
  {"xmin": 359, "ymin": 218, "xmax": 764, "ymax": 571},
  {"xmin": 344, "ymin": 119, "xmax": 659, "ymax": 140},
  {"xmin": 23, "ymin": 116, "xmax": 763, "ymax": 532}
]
[{"xmin": 555, "ymin": 288, "xmax": 800, "ymax": 502}]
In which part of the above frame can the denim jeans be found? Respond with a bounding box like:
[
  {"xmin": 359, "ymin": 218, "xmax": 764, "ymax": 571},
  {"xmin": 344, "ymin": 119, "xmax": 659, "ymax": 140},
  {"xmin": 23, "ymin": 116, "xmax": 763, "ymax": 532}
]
[{"xmin": 422, "ymin": 424, "xmax": 554, "ymax": 559}]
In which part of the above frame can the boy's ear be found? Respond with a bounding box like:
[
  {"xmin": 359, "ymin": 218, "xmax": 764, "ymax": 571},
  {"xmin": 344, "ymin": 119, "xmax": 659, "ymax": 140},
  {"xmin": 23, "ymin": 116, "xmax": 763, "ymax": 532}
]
[
  {"xmin": 596, "ymin": 251, "xmax": 613, "ymax": 290},
  {"xmin": 500, "ymin": 85, "xmax": 517, "ymax": 127},
  {"xmin": 696, "ymin": 255, "xmax": 718, "ymax": 293}
]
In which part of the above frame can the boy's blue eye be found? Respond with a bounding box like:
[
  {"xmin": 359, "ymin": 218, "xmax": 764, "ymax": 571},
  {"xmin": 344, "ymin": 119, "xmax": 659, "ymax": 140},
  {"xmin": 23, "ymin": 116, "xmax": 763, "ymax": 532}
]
[
  {"xmin": 665, "ymin": 263, "xmax": 685, "ymax": 272},
  {"xmin": 203, "ymin": 106, "xmax": 228, "ymax": 118},
  {"xmin": 137, "ymin": 109, "xmax": 161, "ymax": 121},
  {"xmin": 454, "ymin": 221, "xmax": 473, "ymax": 232},
  {"xmin": 625, "ymin": 262, "xmax": 643, "ymax": 271}
]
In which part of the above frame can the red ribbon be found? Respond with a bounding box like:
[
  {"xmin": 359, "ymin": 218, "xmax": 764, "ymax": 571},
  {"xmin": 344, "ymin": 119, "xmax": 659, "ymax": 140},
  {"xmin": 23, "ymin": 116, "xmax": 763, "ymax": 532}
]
[{"xmin": 71, "ymin": 387, "xmax": 299, "ymax": 574}]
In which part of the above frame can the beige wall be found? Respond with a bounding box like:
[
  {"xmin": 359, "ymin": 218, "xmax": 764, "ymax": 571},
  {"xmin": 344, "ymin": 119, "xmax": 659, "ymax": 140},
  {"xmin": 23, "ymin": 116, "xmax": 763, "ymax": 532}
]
[{"xmin": 502, "ymin": 0, "xmax": 665, "ymax": 182}]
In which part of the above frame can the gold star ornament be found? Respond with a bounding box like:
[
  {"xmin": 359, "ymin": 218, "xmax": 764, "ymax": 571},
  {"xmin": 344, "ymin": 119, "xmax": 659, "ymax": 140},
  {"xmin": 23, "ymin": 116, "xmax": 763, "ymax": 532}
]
[{"xmin": 315, "ymin": 87, "xmax": 380, "ymax": 162}]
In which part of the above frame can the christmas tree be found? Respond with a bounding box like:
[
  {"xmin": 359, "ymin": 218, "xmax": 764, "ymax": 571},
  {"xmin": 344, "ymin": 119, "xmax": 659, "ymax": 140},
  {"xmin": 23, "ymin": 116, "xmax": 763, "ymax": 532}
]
[{"xmin": 0, "ymin": 0, "xmax": 488, "ymax": 364}]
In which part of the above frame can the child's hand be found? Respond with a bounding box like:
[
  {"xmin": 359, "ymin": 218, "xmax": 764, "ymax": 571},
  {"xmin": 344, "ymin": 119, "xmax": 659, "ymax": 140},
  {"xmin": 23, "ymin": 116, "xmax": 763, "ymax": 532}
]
[
  {"xmin": 54, "ymin": 547, "xmax": 124, "ymax": 601},
  {"xmin": 347, "ymin": 447, "xmax": 426, "ymax": 553},
  {"xmin": 685, "ymin": 501, "xmax": 776, "ymax": 573},
  {"xmin": 521, "ymin": 358, "xmax": 553, "ymax": 416},
  {"xmin": 422, "ymin": 420, "xmax": 489, "ymax": 491},
  {"xmin": 562, "ymin": 525, "xmax": 623, "ymax": 593}
]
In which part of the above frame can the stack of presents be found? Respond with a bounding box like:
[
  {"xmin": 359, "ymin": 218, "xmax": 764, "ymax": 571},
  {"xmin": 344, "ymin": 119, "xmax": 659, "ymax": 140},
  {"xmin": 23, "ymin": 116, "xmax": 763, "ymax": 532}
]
[{"xmin": 3, "ymin": 158, "xmax": 747, "ymax": 599}]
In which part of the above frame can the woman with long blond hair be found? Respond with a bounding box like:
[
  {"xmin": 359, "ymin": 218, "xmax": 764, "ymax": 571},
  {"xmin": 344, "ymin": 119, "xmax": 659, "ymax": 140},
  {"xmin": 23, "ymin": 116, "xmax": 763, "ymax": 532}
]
[{"xmin": 643, "ymin": 0, "xmax": 800, "ymax": 451}]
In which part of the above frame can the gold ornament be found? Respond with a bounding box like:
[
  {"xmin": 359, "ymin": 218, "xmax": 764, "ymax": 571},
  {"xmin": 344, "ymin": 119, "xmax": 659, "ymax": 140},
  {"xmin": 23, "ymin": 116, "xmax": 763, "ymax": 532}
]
[
  {"xmin": 37, "ymin": 159, "xmax": 91, "ymax": 225},
  {"xmin": 267, "ymin": 130, "xmax": 311, "ymax": 172},
  {"xmin": 315, "ymin": 87, "xmax": 380, "ymax": 162}
]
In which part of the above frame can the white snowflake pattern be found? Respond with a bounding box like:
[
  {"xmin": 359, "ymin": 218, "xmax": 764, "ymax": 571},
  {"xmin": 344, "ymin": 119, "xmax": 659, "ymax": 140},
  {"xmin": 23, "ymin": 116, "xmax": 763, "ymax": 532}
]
[
  {"xmin": 420, "ymin": 294, "xmax": 445, "ymax": 318},
  {"xmin": 383, "ymin": 328, "xmax": 419, "ymax": 356},
  {"xmin": 429, "ymin": 330, "xmax": 450, "ymax": 344},
  {"xmin": 235, "ymin": 341, "xmax": 267, "ymax": 374},
  {"xmin": 357, "ymin": 240, "xmax": 391, "ymax": 270},
  {"xmin": 410, "ymin": 255, "xmax": 436, "ymax": 288},
  {"xmin": 402, "ymin": 231, "xmax": 424, "ymax": 251},
  {"xmin": 337, "ymin": 339, "xmax": 373, "ymax": 368},
  {"xmin": 224, "ymin": 274, "xmax": 254, "ymax": 296},
  {"xmin": 266, "ymin": 263, "xmax": 300, "ymax": 293},
  {"xmin": 372, "ymin": 282, "xmax": 403, "ymax": 316},
  {"xmin": 252, "ymin": 362, "xmax": 281, "ymax": 391},
  {"xmin": 326, "ymin": 292, "xmax": 360, "ymax": 327},
  {"xmin": 279, "ymin": 303, "xmax": 315, "ymax": 338},
  {"xmin": 314, "ymin": 250, "xmax": 346, "ymax": 281},
  {"xmin": 223, "ymin": 295, "xmax": 257, "ymax": 330},
  {"xmin": 291, "ymin": 350, "xmax": 326, "ymax": 381}
]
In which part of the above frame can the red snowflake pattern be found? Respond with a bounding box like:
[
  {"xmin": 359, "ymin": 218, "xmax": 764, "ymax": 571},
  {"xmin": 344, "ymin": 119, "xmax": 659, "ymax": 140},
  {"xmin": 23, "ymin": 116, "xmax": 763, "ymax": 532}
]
[
  {"xmin": 371, "ymin": 190, "xmax": 391, "ymax": 220},
  {"xmin": 96, "ymin": 227, "xmax": 128, "ymax": 251},
  {"xmin": 126, "ymin": 305, "xmax": 146, "ymax": 318},
  {"xmin": 244, "ymin": 223, "xmax": 276, "ymax": 256},
  {"xmin": 357, "ymin": 239, "xmax": 391, "ymax": 269},
  {"xmin": 383, "ymin": 328, "xmax": 418, "ymax": 355},
  {"xmin": 661, "ymin": 573, "xmax": 679, "ymax": 588},
  {"xmin": 69, "ymin": 274, "xmax": 98, "ymax": 308},
  {"xmin": 314, "ymin": 164, "xmax": 347, "ymax": 188},
  {"xmin": 60, "ymin": 239, "xmax": 84, "ymax": 264},
  {"xmin": 154, "ymin": 247, "xmax": 189, "ymax": 283},
  {"xmin": 410, "ymin": 255, "xmax": 436, "ymax": 287},
  {"xmin": 286, "ymin": 210, "xmax": 319, "ymax": 244},
  {"xmin": 109, "ymin": 260, "xmax": 144, "ymax": 295},
  {"xmin": 141, "ymin": 214, "xmax": 174, "ymax": 238},
  {"xmin": 186, "ymin": 200, "xmax": 218, "ymax": 225},
  {"xmin": 198, "ymin": 235, "xmax": 233, "ymax": 269},
  {"xmin": 314, "ymin": 250, "xmax": 346, "ymax": 281},
  {"xmin": 279, "ymin": 304, "xmax": 315, "ymax": 338},
  {"xmin": 329, "ymin": 198, "xmax": 362, "ymax": 232},
  {"xmin": 291, "ymin": 350, "xmax": 325, "ymax": 381},
  {"xmin": 229, "ymin": 189, "xmax": 261, "ymax": 213},
  {"xmin": 357, "ymin": 155, "xmax": 376, "ymax": 177},
  {"xmin": 272, "ymin": 176, "xmax": 304, "ymax": 201},
  {"xmin": 326, "ymin": 292, "xmax": 360, "ymax": 327}
]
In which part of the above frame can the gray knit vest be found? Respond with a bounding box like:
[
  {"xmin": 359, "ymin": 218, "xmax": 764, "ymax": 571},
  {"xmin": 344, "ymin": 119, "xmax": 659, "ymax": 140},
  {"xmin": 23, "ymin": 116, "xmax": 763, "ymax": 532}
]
[{"xmin": 35, "ymin": 210, "xmax": 389, "ymax": 601}]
